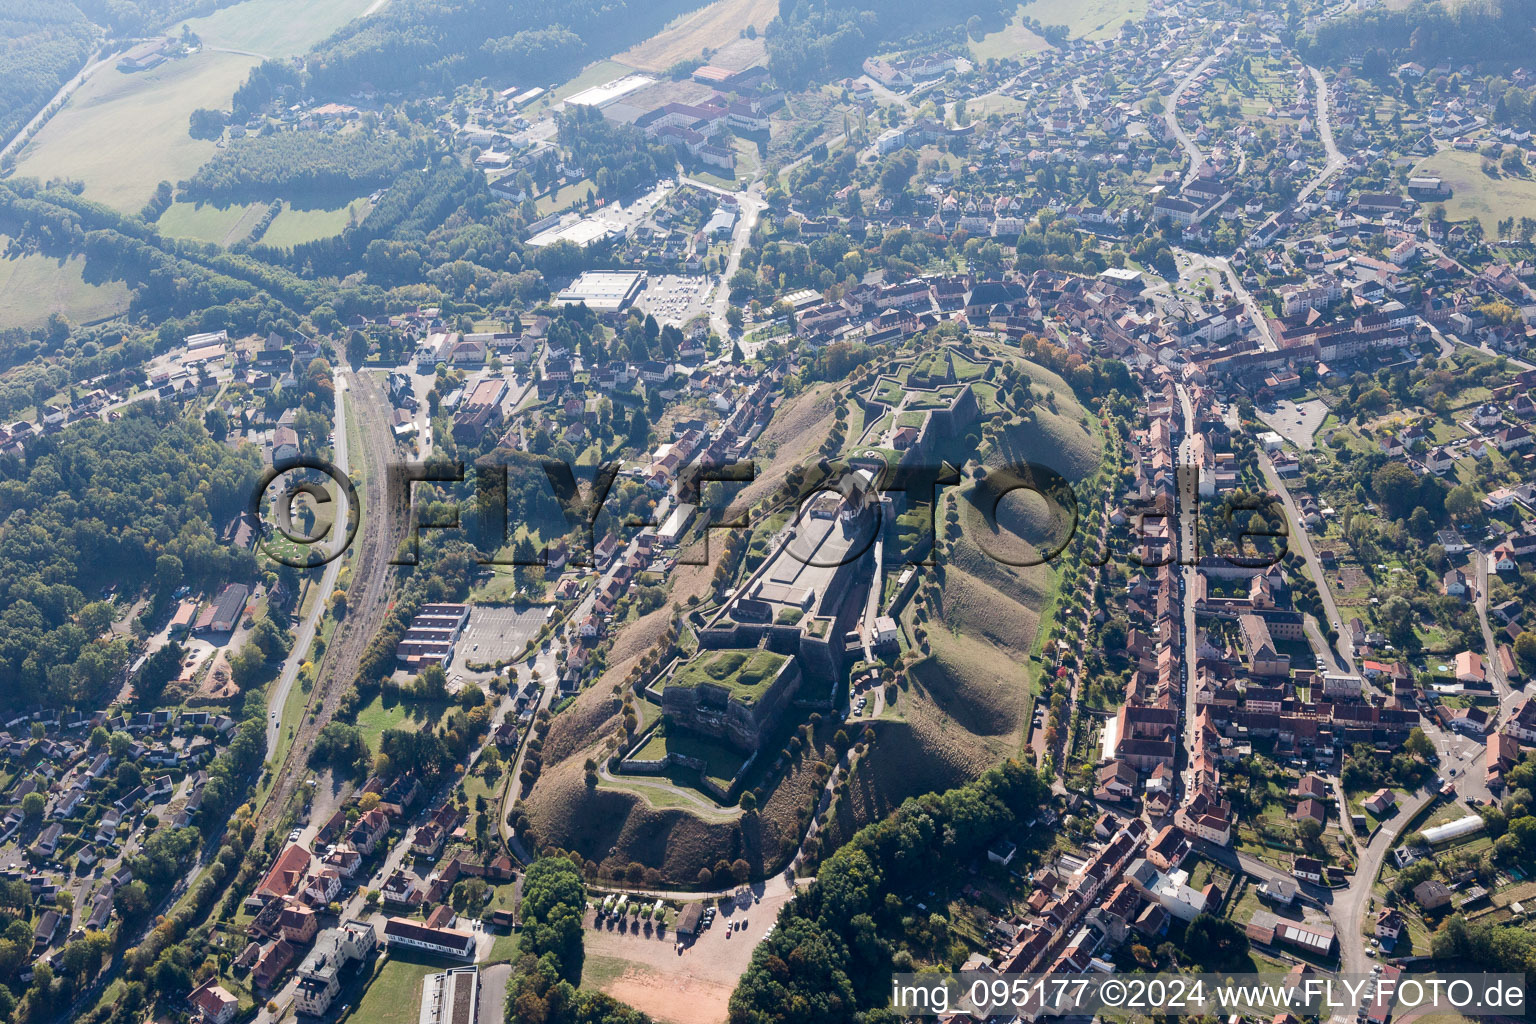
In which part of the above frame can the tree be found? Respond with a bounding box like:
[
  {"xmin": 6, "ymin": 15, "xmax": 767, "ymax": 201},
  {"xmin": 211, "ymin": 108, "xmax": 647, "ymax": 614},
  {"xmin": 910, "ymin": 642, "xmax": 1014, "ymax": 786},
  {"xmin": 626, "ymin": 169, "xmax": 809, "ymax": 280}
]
[
  {"xmin": 20, "ymin": 792, "xmax": 44, "ymax": 821},
  {"xmin": 519, "ymin": 857, "xmax": 586, "ymax": 982},
  {"xmin": 1446, "ymin": 484, "xmax": 1478, "ymax": 519},
  {"xmin": 1184, "ymin": 913, "xmax": 1251, "ymax": 971},
  {"xmin": 347, "ymin": 329, "xmax": 370, "ymax": 366},
  {"xmin": 1404, "ymin": 727, "xmax": 1434, "ymax": 761}
]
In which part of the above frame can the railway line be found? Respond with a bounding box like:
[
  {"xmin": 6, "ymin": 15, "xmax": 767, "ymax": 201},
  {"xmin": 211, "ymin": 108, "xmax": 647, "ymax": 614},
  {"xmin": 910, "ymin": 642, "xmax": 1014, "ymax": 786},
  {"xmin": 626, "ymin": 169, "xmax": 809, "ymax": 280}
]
[{"xmin": 255, "ymin": 370, "xmax": 404, "ymax": 834}]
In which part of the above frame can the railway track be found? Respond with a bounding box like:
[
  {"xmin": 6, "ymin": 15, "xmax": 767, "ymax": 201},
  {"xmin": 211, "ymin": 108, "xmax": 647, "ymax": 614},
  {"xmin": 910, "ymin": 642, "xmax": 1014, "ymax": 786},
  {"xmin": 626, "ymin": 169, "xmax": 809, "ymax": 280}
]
[{"xmin": 256, "ymin": 370, "xmax": 404, "ymax": 833}]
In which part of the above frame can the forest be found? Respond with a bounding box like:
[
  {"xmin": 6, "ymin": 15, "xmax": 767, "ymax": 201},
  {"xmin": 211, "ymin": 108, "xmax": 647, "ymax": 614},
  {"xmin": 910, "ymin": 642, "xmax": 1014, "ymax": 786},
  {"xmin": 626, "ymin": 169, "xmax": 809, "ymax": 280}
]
[
  {"xmin": 0, "ymin": 1, "xmax": 97, "ymax": 148},
  {"xmin": 1298, "ymin": 0, "xmax": 1536, "ymax": 67},
  {"xmin": 291, "ymin": 0, "xmax": 717, "ymax": 99},
  {"xmin": 727, "ymin": 758, "xmax": 1049, "ymax": 1023},
  {"xmin": 764, "ymin": 0, "xmax": 1011, "ymax": 87},
  {"xmin": 179, "ymin": 130, "xmax": 418, "ymax": 204},
  {"xmin": 555, "ymin": 106, "xmax": 678, "ymax": 203},
  {"xmin": 0, "ymin": 400, "xmax": 262, "ymax": 711}
]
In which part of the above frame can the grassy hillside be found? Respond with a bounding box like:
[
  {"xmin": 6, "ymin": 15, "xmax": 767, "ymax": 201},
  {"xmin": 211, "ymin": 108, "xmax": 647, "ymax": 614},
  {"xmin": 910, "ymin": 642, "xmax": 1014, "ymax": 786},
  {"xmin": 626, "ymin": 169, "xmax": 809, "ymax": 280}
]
[
  {"xmin": 523, "ymin": 347, "xmax": 1102, "ymax": 885},
  {"xmin": 0, "ymin": 234, "xmax": 129, "ymax": 328},
  {"xmin": 1413, "ymin": 148, "xmax": 1536, "ymax": 239}
]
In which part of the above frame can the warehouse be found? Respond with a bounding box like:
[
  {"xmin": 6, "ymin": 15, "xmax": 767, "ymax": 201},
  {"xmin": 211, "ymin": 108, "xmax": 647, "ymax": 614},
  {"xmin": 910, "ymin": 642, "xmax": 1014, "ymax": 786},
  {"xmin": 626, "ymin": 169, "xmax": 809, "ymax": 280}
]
[
  {"xmin": 556, "ymin": 270, "xmax": 646, "ymax": 315},
  {"xmin": 194, "ymin": 583, "xmax": 250, "ymax": 635},
  {"xmin": 396, "ymin": 603, "xmax": 471, "ymax": 669}
]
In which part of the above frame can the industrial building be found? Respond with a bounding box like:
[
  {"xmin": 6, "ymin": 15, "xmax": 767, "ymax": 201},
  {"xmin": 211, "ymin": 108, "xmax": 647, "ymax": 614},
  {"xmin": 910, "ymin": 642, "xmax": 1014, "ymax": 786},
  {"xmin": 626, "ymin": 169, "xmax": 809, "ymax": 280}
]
[
  {"xmin": 556, "ymin": 270, "xmax": 646, "ymax": 315},
  {"xmin": 395, "ymin": 603, "xmax": 471, "ymax": 669}
]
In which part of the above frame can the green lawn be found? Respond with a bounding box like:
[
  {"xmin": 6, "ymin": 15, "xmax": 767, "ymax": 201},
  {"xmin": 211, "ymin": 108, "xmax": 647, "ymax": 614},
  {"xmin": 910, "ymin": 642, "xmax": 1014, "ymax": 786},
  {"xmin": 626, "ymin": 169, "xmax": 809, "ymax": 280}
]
[
  {"xmin": 630, "ymin": 728, "xmax": 748, "ymax": 788},
  {"xmin": 1414, "ymin": 148, "xmax": 1536, "ymax": 238},
  {"xmin": 156, "ymin": 200, "xmax": 264, "ymax": 245},
  {"xmin": 535, "ymin": 179, "xmax": 595, "ymax": 216},
  {"xmin": 14, "ymin": 51, "xmax": 261, "ymax": 213},
  {"xmin": 353, "ymin": 955, "xmax": 457, "ymax": 1024},
  {"xmin": 260, "ymin": 199, "xmax": 369, "ymax": 247},
  {"xmin": 354, "ymin": 692, "xmax": 449, "ymax": 749},
  {"xmin": 668, "ymin": 648, "xmax": 786, "ymax": 703},
  {"xmin": 0, "ymin": 237, "xmax": 130, "ymax": 329}
]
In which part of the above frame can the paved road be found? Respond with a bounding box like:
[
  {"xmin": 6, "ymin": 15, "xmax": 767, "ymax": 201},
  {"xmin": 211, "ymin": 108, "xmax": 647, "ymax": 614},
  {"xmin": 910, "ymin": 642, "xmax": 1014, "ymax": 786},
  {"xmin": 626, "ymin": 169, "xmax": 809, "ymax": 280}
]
[
  {"xmin": 1257, "ymin": 451, "xmax": 1355, "ymax": 672},
  {"xmin": 265, "ymin": 378, "xmax": 351, "ymax": 754},
  {"xmin": 1291, "ymin": 67, "xmax": 1348, "ymax": 210},
  {"xmin": 1176, "ymin": 384, "xmax": 1201, "ymax": 782},
  {"xmin": 1165, "ymin": 47, "xmax": 1227, "ymax": 186}
]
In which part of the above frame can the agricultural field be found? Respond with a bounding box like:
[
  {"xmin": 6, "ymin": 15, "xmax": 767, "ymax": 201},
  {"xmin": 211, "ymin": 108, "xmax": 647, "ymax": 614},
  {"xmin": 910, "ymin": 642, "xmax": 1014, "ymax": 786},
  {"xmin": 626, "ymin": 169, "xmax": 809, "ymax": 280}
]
[
  {"xmin": 1019, "ymin": 0, "xmax": 1147, "ymax": 39},
  {"xmin": 155, "ymin": 200, "xmax": 264, "ymax": 246},
  {"xmin": 261, "ymin": 198, "xmax": 370, "ymax": 248},
  {"xmin": 13, "ymin": 51, "xmax": 260, "ymax": 213},
  {"xmin": 968, "ymin": 7, "xmax": 1053, "ymax": 62},
  {"xmin": 614, "ymin": 0, "xmax": 776, "ymax": 72},
  {"xmin": 176, "ymin": 0, "xmax": 378, "ymax": 59},
  {"xmin": 1413, "ymin": 148, "xmax": 1536, "ymax": 239},
  {"xmin": 11, "ymin": 0, "xmax": 378, "ymax": 213},
  {"xmin": 0, "ymin": 237, "xmax": 130, "ymax": 329}
]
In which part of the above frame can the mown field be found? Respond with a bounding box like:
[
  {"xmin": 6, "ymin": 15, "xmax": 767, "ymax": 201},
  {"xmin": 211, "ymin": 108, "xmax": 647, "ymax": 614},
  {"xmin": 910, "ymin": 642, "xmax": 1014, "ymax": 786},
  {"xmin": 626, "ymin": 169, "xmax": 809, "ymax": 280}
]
[
  {"xmin": 261, "ymin": 199, "xmax": 369, "ymax": 247},
  {"xmin": 155, "ymin": 200, "xmax": 265, "ymax": 246},
  {"xmin": 12, "ymin": 0, "xmax": 379, "ymax": 213},
  {"xmin": 13, "ymin": 51, "xmax": 259, "ymax": 213},
  {"xmin": 1413, "ymin": 148, "xmax": 1536, "ymax": 239},
  {"xmin": 615, "ymin": 0, "xmax": 777, "ymax": 72},
  {"xmin": 969, "ymin": 7, "xmax": 1053, "ymax": 62},
  {"xmin": 0, "ymin": 236, "xmax": 130, "ymax": 329},
  {"xmin": 1019, "ymin": 0, "xmax": 1147, "ymax": 39},
  {"xmin": 176, "ymin": 0, "xmax": 378, "ymax": 59}
]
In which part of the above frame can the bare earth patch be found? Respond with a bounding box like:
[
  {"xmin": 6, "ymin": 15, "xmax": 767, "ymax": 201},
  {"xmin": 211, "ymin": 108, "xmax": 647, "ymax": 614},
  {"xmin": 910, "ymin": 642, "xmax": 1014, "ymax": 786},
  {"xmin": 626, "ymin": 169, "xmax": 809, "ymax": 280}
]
[{"xmin": 583, "ymin": 889, "xmax": 795, "ymax": 1024}]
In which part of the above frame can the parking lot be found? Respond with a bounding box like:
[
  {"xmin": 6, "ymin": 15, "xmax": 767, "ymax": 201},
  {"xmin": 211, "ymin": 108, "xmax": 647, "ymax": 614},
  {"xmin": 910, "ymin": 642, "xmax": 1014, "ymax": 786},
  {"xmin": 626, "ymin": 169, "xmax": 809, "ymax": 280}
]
[
  {"xmin": 450, "ymin": 605, "xmax": 548, "ymax": 672},
  {"xmin": 635, "ymin": 274, "xmax": 710, "ymax": 327}
]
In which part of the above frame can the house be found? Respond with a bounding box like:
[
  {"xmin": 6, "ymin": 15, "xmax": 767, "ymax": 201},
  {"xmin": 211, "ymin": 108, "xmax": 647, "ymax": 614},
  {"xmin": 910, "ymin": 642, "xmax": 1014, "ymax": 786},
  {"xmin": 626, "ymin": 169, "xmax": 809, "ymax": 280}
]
[
  {"xmin": 1506, "ymin": 699, "xmax": 1536, "ymax": 742},
  {"xmin": 1293, "ymin": 774, "xmax": 1328, "ymax": 801},
  {"xmin": 294, "ymin": 921, "xmax": 377, "ymax": 1016},
  {"xmin": 190, "ymin": 981, "xmax": 239, "ymax": 1024},
  {"xmin": 280, "ymin": 904, "xmax": 319, "ymax": 944},
  {"xmin": 1442, "ymin": 568, "xmax": 1472, "ymax": 599},
  {"xmin": 1452, "ymin": 704, "xmax": 1493, "ymax": 736},
  {"xmin": 1096, "ymin": 760, "xmax": 1138, "ymax": 800},
  {"xmin": 1296, "ymin": 798, "xmax": 1327, "ymax": 827},
  {"xmin": 1454, "ymin": 651, "xmax": 1486, "ymax": 686},
  {"xmin": 1293, "ymin": 856, "xmax": 1324, "ymax": 884},
  {"xmin": 1413, "ymin": 879, "xmax": 1453, "ymax": 911},
  {"xmin": 1363, "ymin": 788, "xmax": 1396, "ymax": 816},
  {"xmin": 256, "ymin": 844, "xmax": 311, "ymax": 902},
  {"xmin": 1375, "ymin": 908, "xmax": 1405, "ymax": 942}
]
